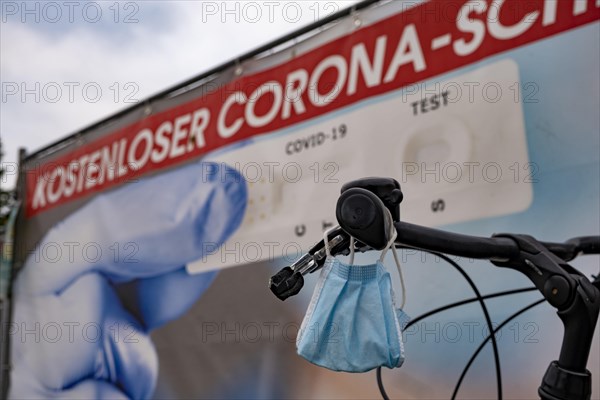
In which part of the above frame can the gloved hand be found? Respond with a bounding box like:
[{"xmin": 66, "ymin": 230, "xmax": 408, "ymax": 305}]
[{"xmin": 9, "ymin": 162, "xmax": 247, "ymax": 399}]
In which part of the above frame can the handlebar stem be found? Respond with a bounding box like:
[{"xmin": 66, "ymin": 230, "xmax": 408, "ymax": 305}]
[{"xmin": 491, "ymin": 234, "xmax": 599, "ymax": 400}]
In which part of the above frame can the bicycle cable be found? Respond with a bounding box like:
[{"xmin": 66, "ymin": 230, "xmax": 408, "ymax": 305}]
[
  {"xmin": 376, "ymin": 248, "xmax": 503, "ymax": 400},
  {"xmin": 375, "ymin": 289, "xmax": 541, "ymax": 400},
  {"xmin": 376, "ymin": 260, "xmax": 599, "ymax": 399},
  {"xmin": 452, "ymin": 298, "xmax": 545, "ymax": 399},
  {"xmin": 408, "ymin": 286, "xmax": 537, "ymax": 328}
]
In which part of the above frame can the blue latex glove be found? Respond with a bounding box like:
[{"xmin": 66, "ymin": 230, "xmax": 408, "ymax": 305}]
[{"xmin": 9, "ymin": 162, "xmax": 247, "ymax": 399}]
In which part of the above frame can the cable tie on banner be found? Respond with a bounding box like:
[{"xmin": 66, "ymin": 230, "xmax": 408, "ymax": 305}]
[
  {"xmin": 143, "ymin": 100, "xmax": 152, "ymax": 116},
  {"xmin": 234, "ymin": 59, "xmax": 243, "ymax": 76},
  {"xmin": 351, "ymin": 7, "xmax": 362, "ymax": 28},
  {"xmin": 291, "ymin": 37, "xmax": 298, "ymax": 59}
]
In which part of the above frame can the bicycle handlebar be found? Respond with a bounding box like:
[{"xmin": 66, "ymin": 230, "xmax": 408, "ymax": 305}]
[
  {"xmin": 394, "ymin": 221, "xmax": 519, "ymax": 262},
  {"xmin": 268, "ymin": 177, "xmax": 600, "ymax": 400},
  {"xmin": 395, "ymin": 222, "xmax": 600, "ymax": 263},
  {"xmin": 270, "ymin": 222, "xmax": 599, "ymax": 291}
]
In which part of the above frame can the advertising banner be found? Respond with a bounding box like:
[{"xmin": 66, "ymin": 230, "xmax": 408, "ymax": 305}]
[{"xmin": 9, "ymin": 1, "xmax": 600, "ymax": 398}]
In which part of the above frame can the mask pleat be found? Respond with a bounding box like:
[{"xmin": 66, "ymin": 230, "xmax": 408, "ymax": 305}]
[{"xmin": 297, "ymin": 247, "xmax": 408, "ymax": 372}]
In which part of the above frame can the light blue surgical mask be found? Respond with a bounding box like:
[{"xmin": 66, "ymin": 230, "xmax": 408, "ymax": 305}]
[{"xmin": 296, "ymin": 223, "xmax": 410, "ymax": 373}]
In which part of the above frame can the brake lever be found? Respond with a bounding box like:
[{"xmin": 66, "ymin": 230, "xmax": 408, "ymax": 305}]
[{"xmin": 268, "ymin": 228, "xmax": 371, "ymax": 301}]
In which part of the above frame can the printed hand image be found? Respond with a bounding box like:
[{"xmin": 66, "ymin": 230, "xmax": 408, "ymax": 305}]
[{"xmin": 9, "ymin": 163, "xmax": 246, "ymax": 398}]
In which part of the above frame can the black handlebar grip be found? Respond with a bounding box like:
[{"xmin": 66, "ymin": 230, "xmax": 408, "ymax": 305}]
[{"xmin": 336, "ymin": 188, "xmax": 392, "ymax": 250}]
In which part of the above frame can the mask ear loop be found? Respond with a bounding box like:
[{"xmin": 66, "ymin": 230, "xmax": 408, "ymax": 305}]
[
  {"xmin": 323, "ymin": 226, "xmax": 356, "ymax": 264},
  {"xmin": 378, "ymin": 211, "xmax": 407, "ymax": 309},
  {"xmin": 391, "ymin": 243, "xmax": 407, "ymax": 309},
  {"xmin": 323, "ymin": 225, "xmax": 340, "ymax": 258}
]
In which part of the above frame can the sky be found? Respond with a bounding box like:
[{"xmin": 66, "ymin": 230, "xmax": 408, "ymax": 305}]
[{"xmin": 0, "ymin": 0, "xmax": 361, "ymax": 190}]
